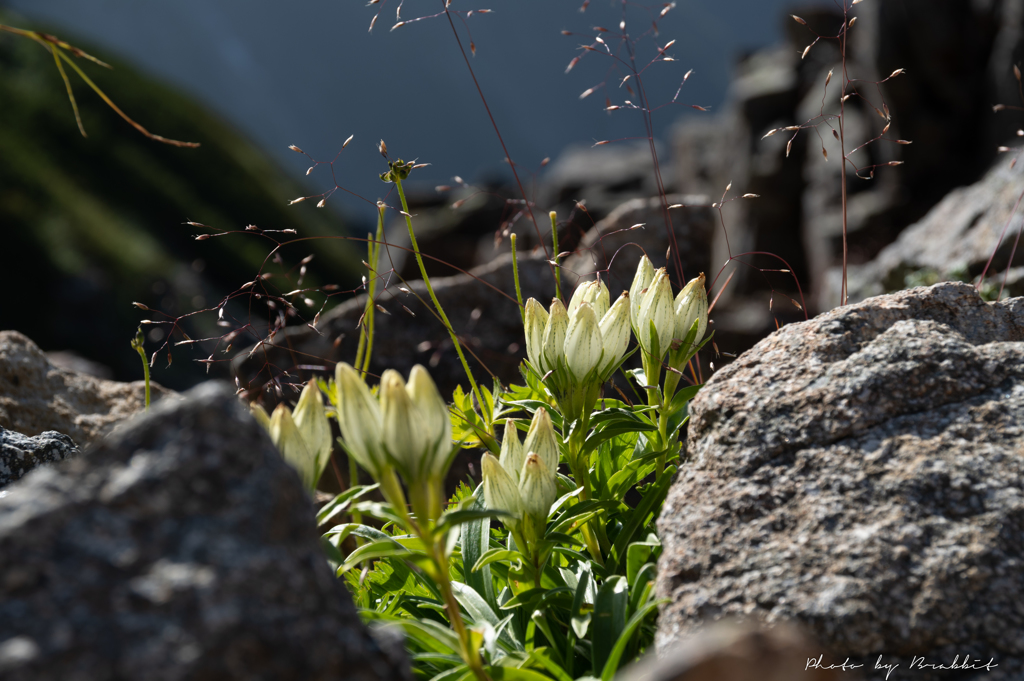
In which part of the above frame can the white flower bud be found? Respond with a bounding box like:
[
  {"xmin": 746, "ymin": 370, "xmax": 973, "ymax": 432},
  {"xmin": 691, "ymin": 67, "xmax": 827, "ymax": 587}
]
[
  {"xmin": 406, "ymin": 365, "xmax": 452, "ymax": 479},
  {"xmin": 523, "ymin": 298, "xmax": 549, "ymax": 372},
  {"xmin": 629, "ymin": 255, "xmax": 656, "ymax": 330},
  {"xmin": 637, "ymin": 268, "xmax": 675, "ymax": 359},
  {"xmin": 598, "ymin": 292, "xmax": 631, "ymax": 377},
  {"xmin": 568, "ymin": 280, "xmax": 610, "ymax": 320},
  {"xmin": 499, "ymin": 419, "xmax": 526, "ymax": 484},
  {"xmin": 542, "ymin": 298, "xmax": 569, "ymax": 373},
  {"xmin": 482, "ymin": 452, "xmax": 522, "ymax": 528},
  {"xmin": 518, "ymin": 452, "xmax": 557, "ymax": 523},
  {"xmin": 250, "ymin": 402, "xmax": 272, "ymax": 433},
  {"xmin": 673, "ymin": 273, "xmax": 708, "ymax": 346},
  {"xmin": 380, "ymin": 369, "xmax": 426, "ymax": 478},
  {"xmin": 564, "ymin": 302, "xmax": 603, "ymax": 381},
  {"xmin": 334, "ymin": 362, "xmax": 385, "ymax": 478},
  {"xmin": 269, "ymin": 403, "xmax": 317, "ymax": 492},
  {"xmin": 293, "ymin": 380, "xmax": 333, "ymax": 487},
  {"xmin": 522, "ymin": 407, "xmax": 559, "ymax": 475}
]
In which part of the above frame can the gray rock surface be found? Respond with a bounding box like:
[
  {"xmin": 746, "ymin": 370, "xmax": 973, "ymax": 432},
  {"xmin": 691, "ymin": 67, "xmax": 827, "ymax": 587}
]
[
  {"xmin": 0, "ymin": 331, "xmax": 176, "ymax": 448},
  {"xmin": 829, "ymin": 155, "xmax": 1024, "ymax": 307},
  {"xmin": 0, "ymin": 381, "xmax": 409, "ymax": 681},
  {"xmin": 617, "ymin": 621, "xmax": 843, "ymax": 681},
  {"xmin": 234, "ymin": 251, "xmax": 563, "ymax": 399},
  {"xmin": 562, "ymin": 194, "xmax": 714, "ymax": 298},
  {"xmin": 656, "ymin": 282, "xmax": 1024, "ymax": 680},
  {"xmin": 0, "ymin": 427, "xmax": 78, "ymax": 489}
]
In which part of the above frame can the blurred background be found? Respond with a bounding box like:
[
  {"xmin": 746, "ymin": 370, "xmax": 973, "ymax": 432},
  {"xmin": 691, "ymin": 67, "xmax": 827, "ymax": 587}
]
[{"xmin": 1, "ymin": 0, "xmax": 1021, "ymax": 393}]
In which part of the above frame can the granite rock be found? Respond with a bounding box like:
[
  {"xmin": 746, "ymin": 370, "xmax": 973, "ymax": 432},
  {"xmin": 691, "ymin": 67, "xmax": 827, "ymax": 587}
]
[
  {"xmin": 0, "ymin": 381, "xmax": 409, "ymax": 681},
  {"xmin": 0, "ymin": 330, "xmax": 175, "ymax": 448},
  {"xmin": 656, "ymin": 282, "xmax": 1024, "ymax": 680},
  {"xmin": 0, "ymin": 427, "xmax": 79, "ymax": 489},
  {"xmin": 829, "ymin": 155, "xmax": 1024, "ymax": 306},
  {"xmin": 617, "ymin": 621, "xmax": 844, "ymax": 681}
]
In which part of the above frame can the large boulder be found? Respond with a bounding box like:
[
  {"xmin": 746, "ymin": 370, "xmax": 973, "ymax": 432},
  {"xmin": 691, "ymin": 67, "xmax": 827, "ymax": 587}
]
[
  {"xmin": 0, "ymin": 331, "xmax": 175, "ymax": 448},
  {"xmin": 656, "ymin": 282, "xmax": 1024, "ymax": 680},
  {"xmin": 0, "ymin": 381, "xmax": 409, "ymax": 681},
  {"xmin": 828, "ymin": 155, "xmax": 1024, "ymax": 306},
  {"xmin": 0, "ymin": 427, "xmax": 79, "ymax": 489}
]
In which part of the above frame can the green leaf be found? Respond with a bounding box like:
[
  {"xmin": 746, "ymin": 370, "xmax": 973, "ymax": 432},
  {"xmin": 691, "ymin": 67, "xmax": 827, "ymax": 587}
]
[
  {"xmin": 525, "ymin": 648, "xmax": 574, "ymax": 681},
  {"xmin": 571, "ymin": 565, "xmax": 592, "ymax": 639},
  {"xmin": 625, "ymin": 536, "xmax": 660, "ymax": 586},
  {"xmin": 547, "ymin": 499, "xmax": 617, "ymax": 536},
  {"xmin": 609, "ymin": 466, "xmax": 676, "ymax": 572},
  {"xmin": 473, "ymin": 548, "xmax": 525, "ymax": 573},
  {"xmin": 316, "ymin": 483, "xmax": 379, "ymax": 526},
  {"xmin": 429, "ymin": 666, "xmax": 473, "ymax": 681},
  {"xmin": 462, "ymin": 486, "xmax": 498, "ymax": 613},
  {"xmin": 599, "ymin": 601, "xmax": 662, "ymax": 680},
  {"xmin": 628, "ymin": 563, "xmax": 657, "ymax": 617},
  {"xmin": 436, "ymin": 508, "xmax": 512, "ymax": 536},
  {"xmin": 591, "ymin": 576, "xmax": 629, "ymax": 676},
  {"xmin": 484, "ymin": 666, "xmax": 557, "ymax": 681},
  {"xmin": 338, "ymin": 537, "xmax": 413, "ymax": 574},
  {"xmin": 363, "ymin": 613, "xmax": 460, "ymax": 655},
  {"xmin": 548, "ymin": 485, "xmax": 584, "ymax": 519},
  {"xmin": 451, "ymin": 581, "xmax": 523, "ymax": 651}
]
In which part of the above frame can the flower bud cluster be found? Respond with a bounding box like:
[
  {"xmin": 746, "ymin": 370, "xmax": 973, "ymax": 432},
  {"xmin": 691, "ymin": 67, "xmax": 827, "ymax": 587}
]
[
  {"xmin": 332, "ymin": 362, "xmax": 453, "ymax": 524},
  {"xmin": 523, "ymin": 280, "xmax": 631, "ymax": 421},
  {"xmin": 629, "ymin": 256, "xmax": 709, "ymax": 367},
  {"xmin": 481, "ymin": 409, "xmax": 560, "ymax": 549},
  {"xmin": 251, "ymin": 380, "xmax": 333, "ymax": 494}
]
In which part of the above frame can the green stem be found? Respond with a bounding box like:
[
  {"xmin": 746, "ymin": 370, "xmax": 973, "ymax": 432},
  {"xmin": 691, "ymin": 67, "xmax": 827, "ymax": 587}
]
[
  {"xmin": 567, "ymin": 420, "xmax": 606, "ymax": 567},
  {"xmin": 354, "ymin": 204, "xmax": 386, "ymax": 376},
  {"xmin": 549, "ymin": 211, "xmax": 562, "ymax": 301},
  {"xmin": 431, "ymin": 540, "xmax": 491, "ymax": 681},
  {"xmin": 131, "ymin": 327, "xmax": 150, "ymax": 409},
  {"xmin": 393, "ymin": 174, "xmax": 492, "ymax": 428},
  {"xmin": 511, "ymin": 233, "xmax": 524, "ymax": 323}
]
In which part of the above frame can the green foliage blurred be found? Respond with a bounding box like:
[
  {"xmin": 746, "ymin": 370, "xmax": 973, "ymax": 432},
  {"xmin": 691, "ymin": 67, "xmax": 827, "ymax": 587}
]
[{"xmin": 0, "ymin": 9, "xmax": 360, "ymax": 388}]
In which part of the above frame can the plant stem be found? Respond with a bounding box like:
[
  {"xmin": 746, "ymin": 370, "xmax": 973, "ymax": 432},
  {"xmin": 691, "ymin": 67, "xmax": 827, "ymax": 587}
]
[
  {"xmin": 393, "ymin": 175, "xmax": 492, "ymax": 428},
  {"xmin": 354, "ymin": 204, "xmax": 386, "ymax": 375},
  {"xmin": 431, "ymin": 541, "xmax": 491, "ymax": 681},
  {"xmin": 511, "ymin": 233, "xmax": 524, "ymax": 323},
  {"xmin": 567, "ymin": 421, "xmax": 606, "ymax": 567},
  {"xmin": 549, "ymin": 211, "xmax": 562, "ymax": 301},
  {"xmin": 131, "ymin": 327, "xmax": 150, "ymax": 409}
]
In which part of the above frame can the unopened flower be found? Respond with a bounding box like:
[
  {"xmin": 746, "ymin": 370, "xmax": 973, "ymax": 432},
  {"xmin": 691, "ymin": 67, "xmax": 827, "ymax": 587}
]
[
  {"xmin": 598, "ymin": 292, "xmax": 631, "ymax": 376},
  {"xmin": 334, "ymin": 362, "xmax": 386, "ymax": 478},
  {"xmin": 269, "ymin": 402, "xmax": 317, "ymax": 492},
  {"xmin": 251, "ymin": 380, "xmax": 333, "ymax": 493},
  {"xmin": 564, "ymin": 302, "xmax": 603, "ymax": 381},
  {"xmin": 523, "ymin": 299, "xmax": 549, "ymax": 373},
  {"xmin": 499, "ymin": 419, "xmax": 526, "ymax": 484},
  {"xmin": 673, "ymin": 273, "xmax": 708, "ymax": 348},
  {"xmin": 518, "ymin": 453, "xmax": 558, "ymax": 542},
  {"xmin": 636, "ymin": 268, "xmax": 675, "ymax": 359},
  {"xmin": 568, "ymin": 280, "xmax": 610, "ymax": 320},
  {"xmin": 542, "ymin": 298, "xmax": 570, "ymax": 373},
  {"xmin": 629, "ymin": 256, "xmax": 656, "ymax": 330},
  {"xmin": 380, "ymin": 366, "xmax": 452, "ymax": 481},
  {"xmin": 293, "ymin": 380, "xmax": 333, "ymax": 488},
  {"xmin": 522, "ymin": 408, "xmax": 559, "ymax": 475},
  {"xmin": 482, "ymin": 452, "xmax": 522, "ymax": 531}
]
